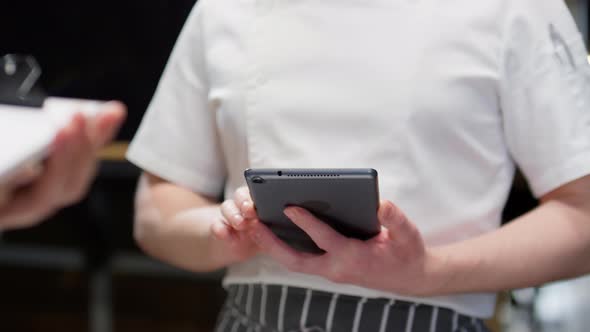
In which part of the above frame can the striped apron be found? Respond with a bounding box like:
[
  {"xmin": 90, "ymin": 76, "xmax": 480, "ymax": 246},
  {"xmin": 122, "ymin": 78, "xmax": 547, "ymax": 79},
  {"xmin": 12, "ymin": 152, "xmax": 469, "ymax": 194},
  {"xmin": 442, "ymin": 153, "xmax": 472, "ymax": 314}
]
[{"xmin": 215, "ymin": 284, "xmax": 490, "ymax": 332}]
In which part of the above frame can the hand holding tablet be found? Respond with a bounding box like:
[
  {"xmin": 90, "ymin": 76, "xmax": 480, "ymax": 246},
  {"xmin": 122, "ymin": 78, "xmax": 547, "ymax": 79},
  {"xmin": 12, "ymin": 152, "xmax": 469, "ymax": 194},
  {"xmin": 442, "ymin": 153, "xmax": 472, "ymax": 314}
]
[{"xmin": 214, "ymin": 168, "xmax": 381, "ymax": 268}]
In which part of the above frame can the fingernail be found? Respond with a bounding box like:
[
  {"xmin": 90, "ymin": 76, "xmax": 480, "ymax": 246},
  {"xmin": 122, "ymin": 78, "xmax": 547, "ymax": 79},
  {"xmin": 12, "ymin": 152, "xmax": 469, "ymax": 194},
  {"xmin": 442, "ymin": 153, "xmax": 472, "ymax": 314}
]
[
  {"xmin": 284, "ymin": 208, "xmax": 297, "ymax": 220},
  {"xmin": 233, "ymin": 214, "xmax": 244, "ymax": 227},
  {"xmin": 382, "ymin": 202, "xmax": 394, "ymax": 219},
  {"xmin": 241, "ymin": 201, "xmax": 252, "ymax": 213}
]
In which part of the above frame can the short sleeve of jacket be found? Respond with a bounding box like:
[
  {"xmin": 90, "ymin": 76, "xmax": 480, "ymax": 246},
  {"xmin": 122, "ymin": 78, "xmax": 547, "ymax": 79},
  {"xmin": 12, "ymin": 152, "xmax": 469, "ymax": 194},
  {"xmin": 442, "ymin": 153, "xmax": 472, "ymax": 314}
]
[
  {"xmin": 126, "ymin": 2, "xmax": 226, "ymax": 197},
  {"xmin": 500, "ymin": 0, "xmax": 590, "ymax": 197}
]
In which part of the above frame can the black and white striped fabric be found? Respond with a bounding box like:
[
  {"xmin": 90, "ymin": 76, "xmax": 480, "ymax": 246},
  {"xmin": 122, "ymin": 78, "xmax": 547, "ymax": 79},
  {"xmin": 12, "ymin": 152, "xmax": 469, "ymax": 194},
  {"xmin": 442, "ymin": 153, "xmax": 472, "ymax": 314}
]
[{"xmin": 215, "ymin": 284, "xmax": 490, "ymax": 332}]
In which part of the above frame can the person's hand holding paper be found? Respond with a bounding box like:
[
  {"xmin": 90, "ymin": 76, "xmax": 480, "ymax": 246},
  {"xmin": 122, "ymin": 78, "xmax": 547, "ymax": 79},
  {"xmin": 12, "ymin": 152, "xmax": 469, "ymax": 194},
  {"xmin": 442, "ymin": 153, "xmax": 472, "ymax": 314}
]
[
  {"xmin": 0, "ymin": 162, "xmax": 42, "ymax": 206},
  {"xmin": 0, "ymin": 101, "xmax": 126, "ymax": 230}
]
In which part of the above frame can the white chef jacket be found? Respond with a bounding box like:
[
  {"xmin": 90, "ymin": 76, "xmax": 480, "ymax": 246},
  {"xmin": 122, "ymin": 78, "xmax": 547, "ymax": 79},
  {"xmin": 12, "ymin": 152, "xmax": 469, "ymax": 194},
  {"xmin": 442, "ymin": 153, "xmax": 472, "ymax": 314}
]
[{"xmin": 127, "ymin": 0, "xmax": 590, "ymax": 318}]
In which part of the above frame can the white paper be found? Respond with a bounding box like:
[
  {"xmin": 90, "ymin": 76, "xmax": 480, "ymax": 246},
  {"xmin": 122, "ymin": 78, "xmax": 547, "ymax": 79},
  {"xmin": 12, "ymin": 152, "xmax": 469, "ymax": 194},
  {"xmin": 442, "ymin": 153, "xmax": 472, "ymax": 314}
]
[{"xmin": 0, "ymin": 98, "xmax": 103, "ymax": 184}]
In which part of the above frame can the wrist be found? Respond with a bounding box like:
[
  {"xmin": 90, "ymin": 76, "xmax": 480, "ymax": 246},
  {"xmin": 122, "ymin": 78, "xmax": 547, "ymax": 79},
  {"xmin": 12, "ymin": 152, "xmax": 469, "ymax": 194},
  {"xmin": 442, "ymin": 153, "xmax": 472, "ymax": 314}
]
[
  {"xmin": 412, "ymin": 247, "xmax": 465, "ymax": 297},
  {"xmin": 207, "ymin": 233, "xmax": 240, "ymax": 268},
  {"xmin": 419, "ymin": 248, "xmax": 455, "ymax": 296},
  {"xmin": 417, "ymin": 245, "xmax": 482, "ymax": 297}
]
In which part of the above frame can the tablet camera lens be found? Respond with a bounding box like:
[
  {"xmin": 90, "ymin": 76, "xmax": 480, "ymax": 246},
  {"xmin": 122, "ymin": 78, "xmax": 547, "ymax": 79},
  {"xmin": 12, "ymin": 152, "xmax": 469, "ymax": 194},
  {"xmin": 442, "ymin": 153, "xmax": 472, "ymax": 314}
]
[{"xmin": 252, "ymin": 176, "xmax": 264, "ymax": 184}]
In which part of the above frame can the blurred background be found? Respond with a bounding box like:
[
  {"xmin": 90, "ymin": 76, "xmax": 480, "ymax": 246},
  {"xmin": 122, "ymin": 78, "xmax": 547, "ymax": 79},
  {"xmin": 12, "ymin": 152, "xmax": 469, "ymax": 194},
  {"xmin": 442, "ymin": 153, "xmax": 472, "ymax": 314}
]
[{"xmin": 0, "ymin": 1, "xmax": 589, "ymax": 331}]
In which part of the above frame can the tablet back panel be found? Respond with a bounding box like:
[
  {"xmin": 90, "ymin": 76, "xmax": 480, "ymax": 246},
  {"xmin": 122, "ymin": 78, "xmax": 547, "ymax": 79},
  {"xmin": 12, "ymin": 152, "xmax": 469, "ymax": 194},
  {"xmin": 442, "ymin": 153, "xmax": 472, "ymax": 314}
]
[{"xmin": 245, "ymin": 168, "xmax": 380, "ymax": 253}]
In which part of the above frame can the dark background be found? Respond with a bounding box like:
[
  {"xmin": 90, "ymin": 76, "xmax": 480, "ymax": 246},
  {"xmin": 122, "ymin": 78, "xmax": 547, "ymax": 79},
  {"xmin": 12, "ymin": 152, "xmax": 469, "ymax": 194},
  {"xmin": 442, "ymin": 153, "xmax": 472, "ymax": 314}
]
[
  {"xmin": 1, "ymin": 0, "xmax": 199, "ymax": 140},
  {"xmin": 0, "ymin": 1, "xmax": 227, "ymax": 331},
  {"xmin": 0, "ymin": 1, "xmax": 588, "ymax": 331}
]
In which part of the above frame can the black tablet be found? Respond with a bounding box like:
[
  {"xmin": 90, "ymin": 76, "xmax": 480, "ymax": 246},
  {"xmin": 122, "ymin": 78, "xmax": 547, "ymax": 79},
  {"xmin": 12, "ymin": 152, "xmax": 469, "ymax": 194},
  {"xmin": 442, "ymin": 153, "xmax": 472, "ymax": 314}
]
[{"xmin": 244, "ymin": 168, "xmax": 380, "ymax": 253}]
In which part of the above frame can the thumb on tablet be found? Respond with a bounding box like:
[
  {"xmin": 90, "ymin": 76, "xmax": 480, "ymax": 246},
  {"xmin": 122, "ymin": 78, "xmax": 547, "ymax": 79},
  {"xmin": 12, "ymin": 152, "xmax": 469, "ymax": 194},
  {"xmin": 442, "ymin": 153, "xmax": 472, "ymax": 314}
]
[{"xmin": 378, "ymin": 200, "xmax": 415, "ymax": 238}]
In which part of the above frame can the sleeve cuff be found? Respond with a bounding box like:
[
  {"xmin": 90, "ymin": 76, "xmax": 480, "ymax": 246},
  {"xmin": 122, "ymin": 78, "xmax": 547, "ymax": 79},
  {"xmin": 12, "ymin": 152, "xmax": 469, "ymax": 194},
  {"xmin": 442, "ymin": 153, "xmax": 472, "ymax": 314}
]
[
  {"xmin": 528, "ymin": 151, "xmax": 590, "ymax": 198},
  {"xmin": 126, "ymin": 144, "xmax": 225, "ymax": 198}
]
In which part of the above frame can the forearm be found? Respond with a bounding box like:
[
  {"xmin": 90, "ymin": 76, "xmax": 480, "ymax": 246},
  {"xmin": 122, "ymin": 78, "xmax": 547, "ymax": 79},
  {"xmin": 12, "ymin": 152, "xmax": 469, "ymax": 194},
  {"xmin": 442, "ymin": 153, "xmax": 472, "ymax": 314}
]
[
  {"xmin": 427, "ymin": 199, "xmax": 590, "ymax": 296},
  {"xmin": 135, "ymin": 206, "xmax": 232, "ymax": 272},
  {"xmin": 134, "ymin": 174, "xmax": 235, "ymax": 272}
]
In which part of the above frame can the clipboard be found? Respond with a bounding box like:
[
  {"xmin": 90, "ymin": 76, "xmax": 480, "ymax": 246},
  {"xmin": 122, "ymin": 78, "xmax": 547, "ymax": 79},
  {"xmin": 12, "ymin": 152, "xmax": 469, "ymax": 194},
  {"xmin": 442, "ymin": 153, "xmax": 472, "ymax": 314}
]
[{"xmin": 0, "ymin": 54, "xmax": 104, "ymax": 184}]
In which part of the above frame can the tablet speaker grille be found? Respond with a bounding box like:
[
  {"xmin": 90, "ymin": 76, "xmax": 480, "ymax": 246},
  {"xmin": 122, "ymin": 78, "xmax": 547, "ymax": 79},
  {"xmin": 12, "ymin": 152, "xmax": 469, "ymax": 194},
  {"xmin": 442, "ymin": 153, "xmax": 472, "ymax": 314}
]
[{"xmin": 286, "ymin": 173, "xmax": 340, "ymax": 177}]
